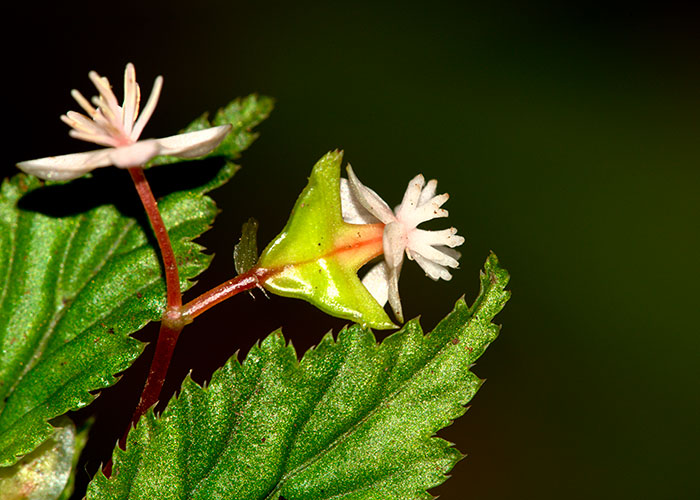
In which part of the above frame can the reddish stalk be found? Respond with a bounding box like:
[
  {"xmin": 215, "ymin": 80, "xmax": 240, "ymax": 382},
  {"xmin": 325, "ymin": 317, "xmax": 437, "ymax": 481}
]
[
  {"xmin": 128, "ymin": 167, "xmax": 182, "ymax": 310},
  {"xmin": 183, "ymin": 267, "xmax": 274, "ymax": 320},
  {"xmin": 116, "ymin": 268, "xmax": 271, "ymax": 450},
  {"xmin": 117, "ymin": 167, "xmax": 185, "ymax": 451},
  {"xmin": 119, "ymin": 168, "xmax": 275, "ymax": 455},
  {"xmin": 120, "ymin": 318, "xmax": 185, "ymax": 447}
]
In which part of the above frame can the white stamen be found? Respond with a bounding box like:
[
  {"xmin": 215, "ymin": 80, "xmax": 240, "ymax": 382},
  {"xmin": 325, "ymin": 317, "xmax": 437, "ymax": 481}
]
[
  {"xmin": 122, "ymin": 62, "xmax": 138, "ymax": 136},
  {"xmin": 16, "ymin": 64, "xmax": 231, "ymax": 181},
  {"xmin": 130, "ymin": 75, "xmax": 162, "ymax": 141},
  {"xmin": 70, "ymin": 89, "xmax": 97, "ymax": 117}
]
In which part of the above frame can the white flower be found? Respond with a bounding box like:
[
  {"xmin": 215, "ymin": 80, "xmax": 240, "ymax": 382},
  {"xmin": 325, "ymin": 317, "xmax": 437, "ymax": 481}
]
[
  {"xmin": 17, "ymin": 63, "xmax": 231, "ymax": 181},
  {"xmin": 340, "ymin": 166, "xmax": 464, "ymax": 322}
]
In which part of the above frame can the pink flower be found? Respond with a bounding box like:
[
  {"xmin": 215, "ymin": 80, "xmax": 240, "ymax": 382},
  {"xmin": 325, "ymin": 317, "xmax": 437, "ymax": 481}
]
[
  {"xmin": 341, "ymin": 166, "xmax": 464, "ymax": 322},
  {"xmin": 17, "ymin": 63, "xmax": 231, "ymax": 181}
]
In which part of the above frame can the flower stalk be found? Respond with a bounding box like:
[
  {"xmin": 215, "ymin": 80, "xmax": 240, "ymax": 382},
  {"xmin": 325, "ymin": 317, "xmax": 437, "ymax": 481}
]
[{"xmin": 127, "ymin": 167, "xmax": 181, "ymax": 310}]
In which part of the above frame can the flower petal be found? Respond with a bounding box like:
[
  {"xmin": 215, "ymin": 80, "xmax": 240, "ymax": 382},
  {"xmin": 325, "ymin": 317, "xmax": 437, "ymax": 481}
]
[
  {"xmin": 434, "ymin": 245, "xmax": 462, "ymax": 260},
  {"xmin": 418, "ymin": 179, "xmax": 437, "ymax": 205},
  {"xmin": 109, "ymin": 140, "xmax": 161, "ymax": 168},
  {"xmin": 340, "ymin": 178, "xmax": 378, "ymax": 224},
  {"xmin": 346, "ymin": 165, "xmax": 395, "ymax": 224},
  {"xmin": 408, "ymin": 240, "xmax": 460, "ymax": 268},
  {"xmin": 361, "ymin": 259, "xmax": 404, "ymax": 322},
  {"xmin": 88, "ymin": 71, "xmax": 122, "ymax": 125},
  {"xmin": 411, "ymin": 251, "xmax": 454, "ymax": 281},
  {"xmin": 154, "ymin": 124, "xmax": 232, "ymax": 159},
  {"xmin": 383, "ymin": 221, "xmax": 407, "ymax": 270},
  {"xmin": 130, "ymin": 75, "xmax": 163, "ymax": 141},
  {"xmin": 16, "ymin": 149, "xmax": 113, "ymax": 181},
  {"xmin": 395, "ymin": 174, "xmax": 425, "ymax": 220},
  {"xmin": 409, "ymin": 227, "xmax": 465, "ymax": 249},
  {"xmin": 122, "ymin": 63, "xmax": 139, "ymax": 136},
  {"xmin": 387, "ymin": 263, "xmax": 404, "ymax": 323},
  {"xmin": 361, "ymin": 262, "xmax": 390, "ymax": 307},
  {"xmin": 402, "ymin": 193, "xmax": 449, "ymax": 226}
]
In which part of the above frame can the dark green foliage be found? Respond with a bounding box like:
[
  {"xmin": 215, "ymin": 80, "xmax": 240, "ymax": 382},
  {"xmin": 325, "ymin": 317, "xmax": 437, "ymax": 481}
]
[
  {"xmin": 0, "ymin": 96, "xmax": 273, "ymax": 467},
  {"xmin": 87, "ymin": 254, "xmax": 509, "ymax": 500}
]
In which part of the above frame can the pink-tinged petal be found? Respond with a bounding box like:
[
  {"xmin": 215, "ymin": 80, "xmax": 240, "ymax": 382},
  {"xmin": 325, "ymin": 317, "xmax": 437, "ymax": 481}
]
[
  {"xmin": 16, "ymin": 149, "xmax": 113, "ymax": 181},
  {"xmin": 340, "ymin": 178, "xmax": 381, "ymax": 224},
  {"xmin": 70, "ymin": 89, "xmax": 98, "ymax": 117},
  {"xmin": 122, "ymin": 63, "xmax": 139, "ymax": 136},
  {"xmin": 395, "ymin": 174, "xmax": 424, "ymax": 220},
  {"xmin": 109, "ymin": 140, "xmax": 161, "ymax": 168},
  {"xmin": 62, "ymin": 111, "xmax": 104, "ymax": 136},
  {"xmin": 154, "ymin": 124, "xmax": 231, "ymax": 158},
  {"xmin": 361, "ymin": 262, "xmax": 390, "ymax": 307},
  {"xmin": 346, "ymin": 165, "xmax": 396, "ymax": 224},
  {"xmin": 67, "ymin": 130, "xmax": 120, "ymax": 148},
  {"xmin": 411, "ymin": 251, "xmax": 454, "ymax": 281},
  {"xmin": 418, "ymin": 179, "xmax": 437, "ymax": 205},
  {"xmin": 88, "ymin": 71, "xmax": 122, "ymax": 124},
  {"xmin": 130, "ymin": 75, "xmax": 163, "ymax": 141},
  {"xmin": 62, "ymin": 112, "xmax": 120, "ymax": 147}
]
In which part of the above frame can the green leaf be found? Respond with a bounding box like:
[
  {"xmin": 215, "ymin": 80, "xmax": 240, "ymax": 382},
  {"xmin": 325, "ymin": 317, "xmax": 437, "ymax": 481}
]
[
  {"xmin": 0, "ymin": 96, "xmax": 273, "ymax": 467},
  {"xmin": 259, "ymin": 151, "xmax": 395, "ymax": 330},
  {"xmin": 87, "ymin": 254, "xmax": 510, "ymax": 500},
  {"xmin": 234, "ymin": 218, "xmax": 259, "ymax": 275}
]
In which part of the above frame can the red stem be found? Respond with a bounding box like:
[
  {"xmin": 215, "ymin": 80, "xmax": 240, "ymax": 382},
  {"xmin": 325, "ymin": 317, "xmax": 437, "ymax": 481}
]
[
  {"xmin": 116, "ymin": 268, "xmax": 272, "ymax": 450},
  {"xmin": 128, "ymin": 167, "xmax": 181, "ymax": 309},
  {"xmin": 183, "ymin": 267, "xmax": 274, "ymax": 320},
  {"xmin": 111, "ymin": 171, "xmax": 276, "ymax": 469},
  {"xmin": 120, "ymin": 318, "xmax": 183, "ymax": 448},
  {"xmin": 117, "ymin": 168, "xmax": 185, "ymax": 452}
]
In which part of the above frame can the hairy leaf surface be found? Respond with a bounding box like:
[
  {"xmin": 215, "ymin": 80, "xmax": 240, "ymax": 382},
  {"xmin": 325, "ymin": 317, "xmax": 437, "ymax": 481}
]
[
  {"xmin": 0, "ymin": 96, "xmax": 272, "ymax": 466},
  {"xmin": 88, "ymin": 254, "xmax": 509, "ymax": 500}
]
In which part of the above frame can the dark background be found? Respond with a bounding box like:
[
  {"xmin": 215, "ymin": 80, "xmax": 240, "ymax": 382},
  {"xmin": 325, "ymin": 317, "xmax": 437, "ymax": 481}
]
[{"xmin": 5, "ymin": 1, "xmax": 699, "ymax": 498}]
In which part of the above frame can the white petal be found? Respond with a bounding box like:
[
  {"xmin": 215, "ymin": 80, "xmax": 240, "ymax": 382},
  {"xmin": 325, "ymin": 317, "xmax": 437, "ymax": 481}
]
[
  {"xmin": 434, "ymin": 245, "xmax": 462, "ymax": 260},
  {"xmin": 346, "ymin": 165, "xmax": 396, "ymax": 224},
  {"xmin": 70, "ymin": 88, "xmax": 97, "ymax": 117},
  {"xmin": 109, "ymin": 140, "xmax": 161, "ymax": 168},
  {"xmin": 409, "ymin": 241, "xmax": 460, "ymax": 268},
  {"xmin": 16, "ymin": 149, "xmax": 113, "ymax": 181},
  {"xmin": 411, "ymin": 251, "xmax": 454, "ymax": 281},
  {"xmin": 383, "ymin": 222, "xmax": 407, "ymax": 270},
  {"xmin": 402, "ymin": 193, "xmax": 449, "ymax": 226},
  {"xmin": 340, "ymin": 178, "xmax": 379, "ymax": 224},
  {"xmin": 418, "ymin": 179, "xmax": 437, "ymax": 205},
  {"xmin": 409, "ymin": 228, "xmax": 465, "ymax": 249},
  {"xmin": 361, "ymin": 262, "xmax": 390, "ymax": 307},
  {"xmin": 387, "ymin": 263, "xmax": 404, "ymax": 323},
  {"xmin": 395, "ymin": 174, "xmax": 424, "ymax": 220},
  {"xmin": 122, "ymin": 63, "xmax": 139, "ymax": 136},
  {"xmin": 88, "ymin": 71, "xmax": 122, "ymax": 125},
  {"xmin": 130, "ymin": 75, "xmax": 163, "ymax": 141},
  {"xmin": 155, "ymin": 124, "xmax": 232, "ymax": 158}
]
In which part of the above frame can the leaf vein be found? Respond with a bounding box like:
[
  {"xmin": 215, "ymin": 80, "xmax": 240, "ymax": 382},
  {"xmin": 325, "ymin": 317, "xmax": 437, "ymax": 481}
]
[{"xmin": 266, "ymin": 290, "xmax": 494, "ymax": 497}]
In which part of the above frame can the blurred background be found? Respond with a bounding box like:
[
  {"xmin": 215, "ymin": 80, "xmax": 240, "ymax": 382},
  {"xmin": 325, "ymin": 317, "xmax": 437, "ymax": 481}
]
[{"xmin": 5, "ymin": 1, "xmax": 699, "ymax": 498}]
